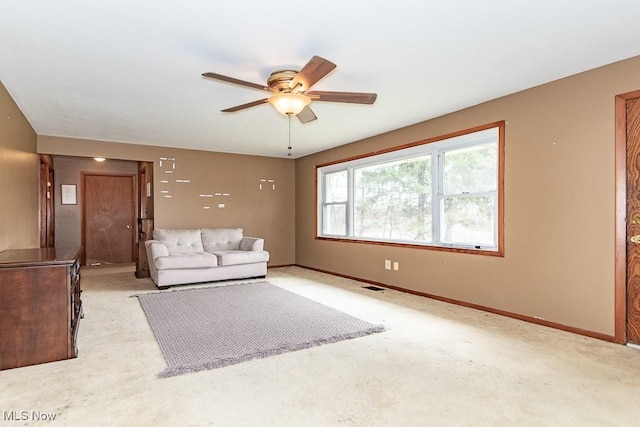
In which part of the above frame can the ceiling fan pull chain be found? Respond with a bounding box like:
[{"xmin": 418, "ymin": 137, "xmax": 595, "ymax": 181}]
[{"xmin": 287, "ymin": 114, "xmax": 293, "ymax": 157}]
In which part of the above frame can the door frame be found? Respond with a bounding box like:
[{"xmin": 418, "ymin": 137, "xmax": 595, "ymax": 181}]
[
  {"xmin": 614, "ymin": 89, "xmax": 640, "ymax": 344},
  {"xmin": 39, "ymin": 155, "xmax": 55, "ymax": 248},
  {"xmin": 81, "ymin": 172, "xmax": 136, "ymax": 265}
]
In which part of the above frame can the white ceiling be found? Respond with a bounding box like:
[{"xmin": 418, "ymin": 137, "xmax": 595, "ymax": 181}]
[{"xmin": 2, "ymin": 1, "xmax": 640, "ymax": 159}]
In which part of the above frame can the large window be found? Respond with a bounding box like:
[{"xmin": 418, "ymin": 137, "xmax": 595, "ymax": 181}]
[{"xmin": 317, "ymin": 122, "xmax": 504, "ymax": 255}]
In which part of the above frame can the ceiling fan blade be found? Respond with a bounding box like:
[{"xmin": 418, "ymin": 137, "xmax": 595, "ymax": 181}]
[
  {"xmin": 289, "ymin": 56, "xmax": 337, "ymax": 92},
  {"xmin": 202, "ymin": 72, "xmax": 272, "ymax": 92},
  {"xmin": 221, "ymin": 98, "xmax": 269, "ymax": 112},
  {"xmin": 307, "ymin": 90, "xmax": 377, "ymax": 104},
  {"xmin": 297, "ymin": 105, "xmax": 317, "ymax": 123}
]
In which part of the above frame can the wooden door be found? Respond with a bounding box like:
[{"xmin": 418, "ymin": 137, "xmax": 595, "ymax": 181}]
[
  {"xmin": 625, "ymin": 96, "xmax": 640, "ymax": 345},
  {"xmin": 82, "ymin": 174, "xmax": 135, "ymax": 265}
]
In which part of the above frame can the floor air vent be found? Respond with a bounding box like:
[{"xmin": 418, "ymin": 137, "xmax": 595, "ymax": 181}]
[{"xmin": 363, "ymin": 285, "xmax": 386, "ymax": 292}]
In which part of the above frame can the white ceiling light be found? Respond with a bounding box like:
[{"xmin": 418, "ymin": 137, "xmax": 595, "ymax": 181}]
[{"xmin": 268, "ymin": 93, "xmax": 311, "ymax": 116}]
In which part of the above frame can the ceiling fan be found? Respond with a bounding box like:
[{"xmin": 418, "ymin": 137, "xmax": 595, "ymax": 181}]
[{"xmin": 202, "ymin": 55, "xmax": 377, "ymax": 123}]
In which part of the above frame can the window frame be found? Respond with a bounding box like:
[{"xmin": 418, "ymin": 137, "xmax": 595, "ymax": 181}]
[
  {"xmin": 315, "ymin": 121, "xmax": 505, "ymax": 257},
  {"xmin": 321, "ymin": 170, "xmax": 349, "ymax": 236}
]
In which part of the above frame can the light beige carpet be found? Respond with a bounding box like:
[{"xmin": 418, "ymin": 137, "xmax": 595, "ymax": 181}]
[{"xmin": 1, "ymin": 264, "xmax": 639, "ymax": 426}]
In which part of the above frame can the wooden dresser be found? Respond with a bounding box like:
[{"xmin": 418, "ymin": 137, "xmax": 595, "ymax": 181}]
[{"xmin": 0, "ymin": 247, "xmax": 82, "ymax": 370}]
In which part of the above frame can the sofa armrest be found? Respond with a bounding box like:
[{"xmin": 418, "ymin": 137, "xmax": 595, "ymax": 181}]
[
  {"xmin": 145, "ymin": 240, "xmax": 170, "ymax": 259},
  {"xmin": 240, "ymin": 237, "xmax": 264, "ymax": 251}
]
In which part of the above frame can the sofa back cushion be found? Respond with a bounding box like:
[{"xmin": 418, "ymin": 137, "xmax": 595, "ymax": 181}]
[
  {"xmin": 153, "ymin": 229, "xmax": 204, "ymax": 253},
  {"xmin": 201, "ymin": 228, "xmax": 243, "ymax": 251}
]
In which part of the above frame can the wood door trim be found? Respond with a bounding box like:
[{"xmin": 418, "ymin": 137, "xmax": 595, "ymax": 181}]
[
  {"xmin": 614, "ymin": 89, "xmax": 640, "ymax": 344},
  {"xmin": 39, "ymin": 156, "xmax": 55, "ymax": 248},
  {"xmin": 139, "ymin": 166, "xmax": 147, "ymax": 219},
  {"xmin": 81, "ymin": 173, "xmax": 136, "ymax": 265}
]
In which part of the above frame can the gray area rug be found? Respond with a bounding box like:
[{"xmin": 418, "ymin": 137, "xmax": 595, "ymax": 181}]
[{"xmin": 135, "ymin": 281, "xmax": 384, "ymax": 378}]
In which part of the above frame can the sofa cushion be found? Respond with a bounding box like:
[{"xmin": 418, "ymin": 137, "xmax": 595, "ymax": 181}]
[
  {"xmin": 155, "ymin": 252, "xmax": 218, "ymax": 270},
  {"xmin": 153, "ymin": 229, "xmax": 204, "ymax": 253},
  {"xmin": 201, "ymin": 228, "xmax": 243, "ymax": 251},
  {"xmin": 213, "ymin": 250, "xmax": 270, "ymax": 266}
]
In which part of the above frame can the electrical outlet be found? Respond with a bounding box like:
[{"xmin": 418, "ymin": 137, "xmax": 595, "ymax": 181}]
[
  {"xmin": 384, "ymin": 260, "xmax": 391, "ymax": 270},
  {"xmin": 393, "ymin": 261, "xmax": 399, "ymax": 271}
]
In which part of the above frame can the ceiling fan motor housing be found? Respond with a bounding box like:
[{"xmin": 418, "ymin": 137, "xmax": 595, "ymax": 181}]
[{"xmin": 267, "ymin": 70, "xmax": 299, "ymax": 92}]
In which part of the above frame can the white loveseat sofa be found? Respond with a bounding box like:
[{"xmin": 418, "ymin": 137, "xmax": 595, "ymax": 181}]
[{"xmin": 145, "ymin": 228, "xmax": 269, "ymax": 289}]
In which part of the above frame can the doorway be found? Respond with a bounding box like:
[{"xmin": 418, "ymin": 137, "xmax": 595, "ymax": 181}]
[
  {"xmin": 82, "ymin": 173, "xmax": 136, "ymax": 266},
  {"xmin": 615, "ymin": 89, "xmax": 640, "ymax": 346},
  {"xmin": 39, "ymin": 156, "xmax": 55, "ymax": 248}
]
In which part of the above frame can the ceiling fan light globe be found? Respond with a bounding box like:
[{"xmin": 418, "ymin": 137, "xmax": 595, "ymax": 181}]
[{"xmin": 268, "ymin": 93, "xmax": 311, "ymax": 116}]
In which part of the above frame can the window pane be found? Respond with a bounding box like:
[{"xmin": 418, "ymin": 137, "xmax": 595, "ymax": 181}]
[
  {"xmin": 441, "ymin": 196, "xmax": 494, "ymax": 246},
  {"xmin": 443, "ymin": 142, "xmax": 497, "ymax": 194},
  {"xmin": 323, "ymin": 204, "xmax": 346, "ymax": 236},
  {"xmin": 324, "ymin": 171, "xmax": 347, "ymax": 203},
  {"xmin": 354, "ymin": 156, "xmax": 432, "ymax": 241}
]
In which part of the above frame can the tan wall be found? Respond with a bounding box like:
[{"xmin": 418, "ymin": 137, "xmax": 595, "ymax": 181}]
[
  {"xmin": 0, "ymin": 82, "xmax": 39, "ymax": 251},
  {"xmin": 38, "ymin": 137, "xmax": 296, "ymax": 266},
  {"xmin": 296, "ymin": 55, "xmax": 640, "ymax": 337},
  {"xmin": 53, "ymin": 156, "xmax": 139, "ymax": 250}
]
